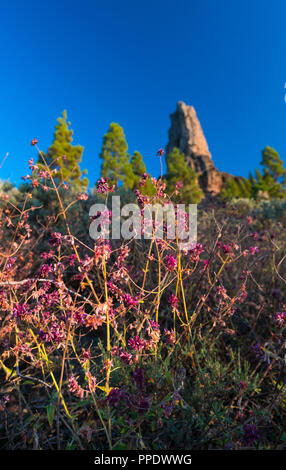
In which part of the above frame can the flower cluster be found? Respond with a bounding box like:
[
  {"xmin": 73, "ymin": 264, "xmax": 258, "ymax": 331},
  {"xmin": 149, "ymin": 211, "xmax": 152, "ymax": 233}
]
[
  {"xmin": 1, "ymin": 145, "xmax": 286, "ymax": 451},
  {"xmin": 242, "ymin": 423, "xmax": 259, "ymax": 446},
  {"xmin": 274, "ymin": 311, "xmax": 286, "ymax": 326},
  {"xmin": 96, "ymin": 177, "xmax": 115, "ymax": 194},
  {"xmin": 165, "ymin": 254, "xmax": 177, "ymax": 272}
]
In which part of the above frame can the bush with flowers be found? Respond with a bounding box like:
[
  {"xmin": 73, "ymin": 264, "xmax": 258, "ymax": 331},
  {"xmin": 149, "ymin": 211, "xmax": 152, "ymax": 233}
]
[{"xmin": 0, "ymin": 144, "xmax": 286, "ymax": 450}]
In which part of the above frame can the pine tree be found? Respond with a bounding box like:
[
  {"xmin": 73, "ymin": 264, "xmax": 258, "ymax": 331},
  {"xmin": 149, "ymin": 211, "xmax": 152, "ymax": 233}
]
[
  {"xmin": 130, "ymin": 151, "xmax": 146, "ymax": 186},
  {"xmin": 237, "ymin": 178, "xmax": 252, "ymax": 198},
  {"xmin": 221, "ymin": 147, "xmax": 286, "ymax": 201},
  {"xmin": 249, "ymin": 169, "xmax": 269, "ymax": 199},
  {"xmin": 250, "ymin": 147, "xmax": 286, "ymax": 199},
  {"xmin": 221, "ymin": 178, "xmax": 240, "ymax": 200},
  {"xmin": 42, "ymin": 110, "xmax": 88, "ymax": 191},
  {"xmin": 221, "ymin": 176, "xmax": 252, "ymax": 200},
  {"xmin": 261, "ymin": 146, "xmax": 286, "ymax": 184},
  {"xmin": 100, "ymin": 123, "xmax": 134, "ymax": 188},
  {"xmin": 166, "ymin": 147, "xmax": 203, "ymax": 203}
]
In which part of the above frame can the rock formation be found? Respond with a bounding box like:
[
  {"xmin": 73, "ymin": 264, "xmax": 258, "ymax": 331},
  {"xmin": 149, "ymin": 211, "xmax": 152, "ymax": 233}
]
[{"xmin": 166, "ymin": 101, "xmax": 230, "ymax": 195}]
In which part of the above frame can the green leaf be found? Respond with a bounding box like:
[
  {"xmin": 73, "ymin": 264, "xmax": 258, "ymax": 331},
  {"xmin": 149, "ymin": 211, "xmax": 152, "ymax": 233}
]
[
  {"xmin": 0, "ymin": 359, "xmax": 17, "ymax": 379},
  {"xmin": 112, "ymin": 442, "xmax": 127, "ymax": 450},
  {"xmin": 165, "ymin": 371, "xmax": 172, "ymax": 385},
  {"xmin": 72, "ymin": 398, "xmax": 92, "ymax": 409},
  {"xmin": 47, "ymin": 403, "xmax": 55, "ymax": 428}
]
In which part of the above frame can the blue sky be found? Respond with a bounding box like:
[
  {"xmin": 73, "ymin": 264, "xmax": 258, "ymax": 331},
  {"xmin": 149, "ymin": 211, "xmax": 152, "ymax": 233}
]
[{"xmin": 1, "ymin": 0, "xmax": 286, "ymax": 187}]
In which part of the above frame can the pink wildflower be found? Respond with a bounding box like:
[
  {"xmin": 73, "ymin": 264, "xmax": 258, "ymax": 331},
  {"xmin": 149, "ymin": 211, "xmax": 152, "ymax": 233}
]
[
  {"xmin": 165, "ymin": 254, "xmax": 177, "ymax": 272},
  {"xmin": 169, "ymin": 293, "xmax": 178, "ymax": 308}
]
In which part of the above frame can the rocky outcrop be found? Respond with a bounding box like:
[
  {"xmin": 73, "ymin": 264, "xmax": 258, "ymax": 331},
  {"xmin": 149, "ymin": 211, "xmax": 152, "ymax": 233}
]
[{"xmin": 166, "ymin": 101, "xmax": 230, "ymax": 195}]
